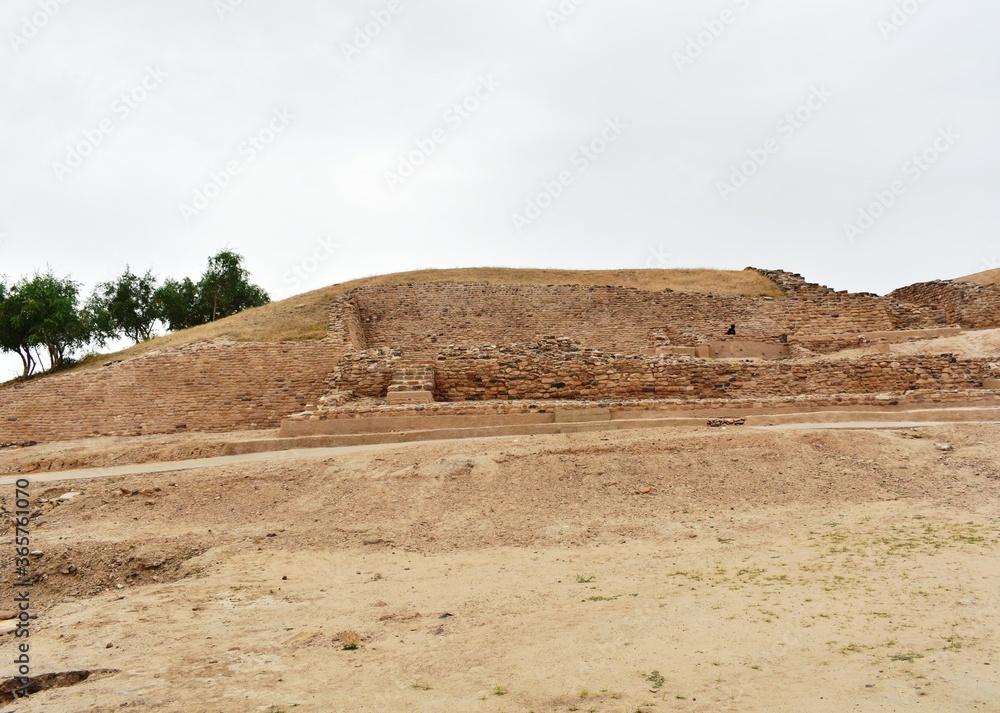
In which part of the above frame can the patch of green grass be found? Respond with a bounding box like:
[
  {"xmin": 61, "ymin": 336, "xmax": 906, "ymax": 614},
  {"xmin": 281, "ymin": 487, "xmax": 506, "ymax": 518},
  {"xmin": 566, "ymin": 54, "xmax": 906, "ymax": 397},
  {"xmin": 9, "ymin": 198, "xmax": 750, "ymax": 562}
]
[
  {"xmin": 644, "ymin": 670, "xmax": 665, "ymax": 689},
  {"xmin": 576, "ymin": 575, "xmax": 595, "ymax": 583},
  {"xmin": 585, "ymin": 595, "xmax": 620, "ymax": 602},
  {"xmin": 492, "ymin": 685, "xmax": 507, "ymax": 696},
  {"xmin": 890, "ymin": 652, "xmax": 924, "ymax": 662}
]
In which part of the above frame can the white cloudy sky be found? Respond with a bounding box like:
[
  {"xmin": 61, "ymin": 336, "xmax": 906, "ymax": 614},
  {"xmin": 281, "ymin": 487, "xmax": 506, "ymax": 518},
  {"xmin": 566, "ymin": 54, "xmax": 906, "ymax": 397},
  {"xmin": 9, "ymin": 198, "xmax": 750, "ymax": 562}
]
[{"xmin": 1, "ymin": 0, "xmax": 998, "ymax": 376}]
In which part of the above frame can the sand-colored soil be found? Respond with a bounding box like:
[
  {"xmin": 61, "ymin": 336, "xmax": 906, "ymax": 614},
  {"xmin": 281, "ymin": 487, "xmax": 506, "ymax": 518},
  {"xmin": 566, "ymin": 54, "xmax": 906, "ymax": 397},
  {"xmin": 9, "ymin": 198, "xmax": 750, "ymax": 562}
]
[
  {"xmin": 1, "ymin": 424, "xmax": 999, "ymax": 712},
  {"xmin": 793, "ymin": 327, "xmax": 1000, "ymax": 363},
  {"xmin": 887, "ymin": 328, "xmax": 1000, "ymax": 359}
]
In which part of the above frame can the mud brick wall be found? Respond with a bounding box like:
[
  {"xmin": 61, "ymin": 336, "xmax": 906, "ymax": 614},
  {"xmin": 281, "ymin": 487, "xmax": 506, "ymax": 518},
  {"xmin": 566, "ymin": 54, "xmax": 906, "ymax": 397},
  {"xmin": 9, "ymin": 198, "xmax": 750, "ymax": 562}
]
[
  {"xmin": 326, "ymin": 348, "xmax": 401, "ymax": 400},
  {"xmin": 328, "ymin": 298, "xmax": 369, "ymax": 349},
  {"xmin": 884, "ymin": 300, "xmax": 949, "ymax": 329},
  {"xmin": 889, "ymin": 281, "xmax": 1000, "ymax": 329},
  {"xmin": 768, "ymin": 295, "xmax": 897, "ymax": 335},
  {"xmin": 330, "ymin": 341, "xmax": 988, "ymax": 402},
  {"xmin": 0, "ymin": 340, "xmax": 344, "ymax": 443},
  {"xmin": 788, "ymin": 335, "xmax": 871, "ymax": 355},
  {"xmin": 748, "ymin": 268, "xmax": 836, "ymax": 297},
  {"xmin": 336, "ymin": 283, "xmax": 926, "ymax": 358}
]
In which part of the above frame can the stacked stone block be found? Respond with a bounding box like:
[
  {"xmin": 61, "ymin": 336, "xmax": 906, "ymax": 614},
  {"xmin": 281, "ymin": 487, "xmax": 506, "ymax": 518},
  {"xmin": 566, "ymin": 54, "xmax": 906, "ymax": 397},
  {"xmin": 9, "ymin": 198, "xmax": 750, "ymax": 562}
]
[
  {"xmin": 889, "ymin": 280, "xmax": 1000, "ymax": 330},
  {"xmin": 386, "ymin": 364, "xmax": 437, "ymax": 404},
  {"xmin": 327, "ymin": 339, "xmax": 990, "ymax": 403}
]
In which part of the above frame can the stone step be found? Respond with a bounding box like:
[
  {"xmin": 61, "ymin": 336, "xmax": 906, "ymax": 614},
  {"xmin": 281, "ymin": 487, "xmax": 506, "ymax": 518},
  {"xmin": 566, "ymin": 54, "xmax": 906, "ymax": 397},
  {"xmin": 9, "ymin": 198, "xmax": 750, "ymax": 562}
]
[
  {"xmin": 554, "ymin": 407, "xmax": 611, "ymax": 423},
  {"xmin": 385, "ymin": 363, "xmax": 437, "ymax": 403},
  {"xmin": 385, "ymin": 391, "xmax": 435, "ymax": 405}
]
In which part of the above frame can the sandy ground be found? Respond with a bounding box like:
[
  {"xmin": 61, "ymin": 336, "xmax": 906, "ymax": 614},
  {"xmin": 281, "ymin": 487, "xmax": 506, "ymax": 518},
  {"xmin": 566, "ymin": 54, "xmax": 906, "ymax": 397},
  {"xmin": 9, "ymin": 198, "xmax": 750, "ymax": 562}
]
[
  {"xmin": 887, "ymin": 328, "xmax": 1000, "ymax": 359},
  {"xmin": 2, "ymin": 424, "xmax": 999, "ymax": 712},
  {"xmin": 801, "ymin": 327, "xmax": 1000, "ymax": 363}
]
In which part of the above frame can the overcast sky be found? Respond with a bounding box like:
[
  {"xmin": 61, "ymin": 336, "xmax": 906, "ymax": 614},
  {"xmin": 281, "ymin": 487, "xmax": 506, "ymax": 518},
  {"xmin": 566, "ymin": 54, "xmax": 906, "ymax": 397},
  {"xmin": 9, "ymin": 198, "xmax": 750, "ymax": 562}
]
[{"xmin": 2, "ymin": 0, "xmax": 998, "ymax": 377}]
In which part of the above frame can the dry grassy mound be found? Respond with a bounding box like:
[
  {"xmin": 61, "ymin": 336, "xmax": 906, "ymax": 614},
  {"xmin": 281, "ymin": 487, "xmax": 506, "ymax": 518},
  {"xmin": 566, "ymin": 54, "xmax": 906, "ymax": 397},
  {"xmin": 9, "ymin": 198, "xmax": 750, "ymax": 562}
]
[
  {"xmin": 960, "ymin": 267, "xmax": 1000, "ymax": 286},
  {"xmin": 63, "ymin": 267, "xmax": 782, "ymax": 375}
]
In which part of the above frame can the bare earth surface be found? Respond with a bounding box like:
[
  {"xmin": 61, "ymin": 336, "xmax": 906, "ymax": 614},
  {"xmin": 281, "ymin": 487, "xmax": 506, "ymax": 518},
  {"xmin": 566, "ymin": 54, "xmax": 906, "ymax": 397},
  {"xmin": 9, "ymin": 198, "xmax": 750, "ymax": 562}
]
[
  {"xmin": 0, "ymin": 430, "xmax": 283, "ymax": 477},
  {"xmin": 2, "ymin": 424, "xmax": 999, "ymax": 712}
]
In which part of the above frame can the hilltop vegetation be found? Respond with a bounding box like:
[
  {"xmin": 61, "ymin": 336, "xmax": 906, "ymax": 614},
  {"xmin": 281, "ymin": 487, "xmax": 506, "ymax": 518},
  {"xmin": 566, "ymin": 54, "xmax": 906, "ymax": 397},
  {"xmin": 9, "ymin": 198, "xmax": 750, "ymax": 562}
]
[{"xmin": 1, "ymin": 249, "xmax": 268, "ymax": 380}]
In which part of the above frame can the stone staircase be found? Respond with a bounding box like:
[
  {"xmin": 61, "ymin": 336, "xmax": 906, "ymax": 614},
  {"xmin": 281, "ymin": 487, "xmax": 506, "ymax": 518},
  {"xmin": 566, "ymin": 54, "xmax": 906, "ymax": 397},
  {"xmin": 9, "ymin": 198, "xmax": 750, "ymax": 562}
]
[{"xmin": 385, "ymin": 364, "xmax": 436, "ymax": 404}]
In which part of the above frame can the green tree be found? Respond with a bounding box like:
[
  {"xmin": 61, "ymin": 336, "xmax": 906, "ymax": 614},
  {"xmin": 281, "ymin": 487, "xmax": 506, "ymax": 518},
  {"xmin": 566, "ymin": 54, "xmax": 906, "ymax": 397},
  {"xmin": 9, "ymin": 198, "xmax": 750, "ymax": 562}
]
[
  {"xmin": 196, "ymin": 249, "xmax": 270, "ymax": 322},
  {"xmin": 88, "ymin": 267, "xmax": 160, "ymax": 343},
  {"xmin": 153, "ymin": 276, "xmax": 203, "ymax": 331},
  {"xmin": 0, "ymin": 278, "xmax": 39, "ymax": 378},
  {"xmin": 1, "ymin": 271, "xmax": 91, "ymax": 375}
]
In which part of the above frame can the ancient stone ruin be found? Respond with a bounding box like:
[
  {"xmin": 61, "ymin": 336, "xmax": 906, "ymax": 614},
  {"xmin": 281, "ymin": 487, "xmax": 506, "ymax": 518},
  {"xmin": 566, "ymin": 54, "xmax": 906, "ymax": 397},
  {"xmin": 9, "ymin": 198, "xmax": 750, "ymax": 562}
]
[
  {"xmin": 1, "ymin": 267, "xmax": 999, "ymax": 443},
  {"xmin": 302, "ymin": 268, "xmax": 1000, "ymax": 420}
]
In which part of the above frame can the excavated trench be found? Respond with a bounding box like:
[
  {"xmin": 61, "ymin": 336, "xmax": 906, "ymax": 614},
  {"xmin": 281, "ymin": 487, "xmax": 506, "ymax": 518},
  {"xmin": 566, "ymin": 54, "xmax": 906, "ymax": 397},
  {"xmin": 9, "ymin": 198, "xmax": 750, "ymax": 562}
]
[{"xmin": 0, "ymin": 669, "xmax": 119, "ymax": 703}]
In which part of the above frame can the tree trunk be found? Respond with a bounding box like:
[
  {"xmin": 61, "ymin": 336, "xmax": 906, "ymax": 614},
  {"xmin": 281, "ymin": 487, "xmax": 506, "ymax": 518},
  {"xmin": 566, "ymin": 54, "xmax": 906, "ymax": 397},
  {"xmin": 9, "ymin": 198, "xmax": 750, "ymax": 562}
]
[{"xmin": 16, "ymin": 348, "xmax": 34, "ymax": 379}]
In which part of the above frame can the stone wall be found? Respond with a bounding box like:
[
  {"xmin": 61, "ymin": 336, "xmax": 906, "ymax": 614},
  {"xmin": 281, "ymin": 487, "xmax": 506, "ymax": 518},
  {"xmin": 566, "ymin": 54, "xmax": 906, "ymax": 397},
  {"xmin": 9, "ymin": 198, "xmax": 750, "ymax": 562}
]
[
  {"xmin": 328, "ymin": 298, "xmax": 369, "ymax": 349},
  {"xmin": 327, "ymin": 340, "xmax": 988, "ymax": 403},
  {"xmin": 888, "ymin": 280, "xmax": 1000, "ymax": 330},
  {"xmin": 337, "ymin": 282, "xmax": 929, "ymax": 358},
  {"xmin": 0, "ymin": 340, "xmax": 344, "ymax": 443},
  {"xmin": 4, "ymin": 268, "xmax": 996, "ymax": 444},
  {"xmin": 747, "ymin": 268, "xmax": 837, "ymax": 297}
]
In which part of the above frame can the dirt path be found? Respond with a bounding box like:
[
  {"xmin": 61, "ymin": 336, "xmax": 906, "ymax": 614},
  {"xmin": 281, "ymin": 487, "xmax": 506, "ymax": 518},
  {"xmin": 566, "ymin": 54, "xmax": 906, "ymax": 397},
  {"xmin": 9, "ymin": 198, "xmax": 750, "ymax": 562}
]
[
  {"xmin": 4, "ymin": 419, "xmax": 1000, "ymax": 487},
  {"xmin": 0, "ymin": 438, "xmax": 510, "ymax": 486}
]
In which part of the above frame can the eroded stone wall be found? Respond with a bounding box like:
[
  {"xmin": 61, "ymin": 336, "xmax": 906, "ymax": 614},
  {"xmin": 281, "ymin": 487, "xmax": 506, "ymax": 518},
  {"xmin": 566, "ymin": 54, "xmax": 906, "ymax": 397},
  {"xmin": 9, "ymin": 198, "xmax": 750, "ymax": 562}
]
[
  {"xmin": 328, "ymin": 340, "xmax": 988, "ymax": 402},
  {"xmin": 0, "ymin": 340, "xmax": 344, "ymax": 443},
  {"xmin": 338, "ymin": 282, "xmax": 924, "ymax": 357},
  {"xmin": 889, "ymin": 280, "xmax": 1000, "ymax": 329},
  {"xmin": 5, "ymin": 269, "xmax": 996, "ymax": 444}
]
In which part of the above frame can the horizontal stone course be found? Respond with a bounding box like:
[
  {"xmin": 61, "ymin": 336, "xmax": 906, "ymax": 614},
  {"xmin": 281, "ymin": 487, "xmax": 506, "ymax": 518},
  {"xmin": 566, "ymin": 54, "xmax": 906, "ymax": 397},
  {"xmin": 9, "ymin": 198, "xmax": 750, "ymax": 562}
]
[{"xmin": 323, "ymin": 339, "xmax": 991, "ymax": 404}]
